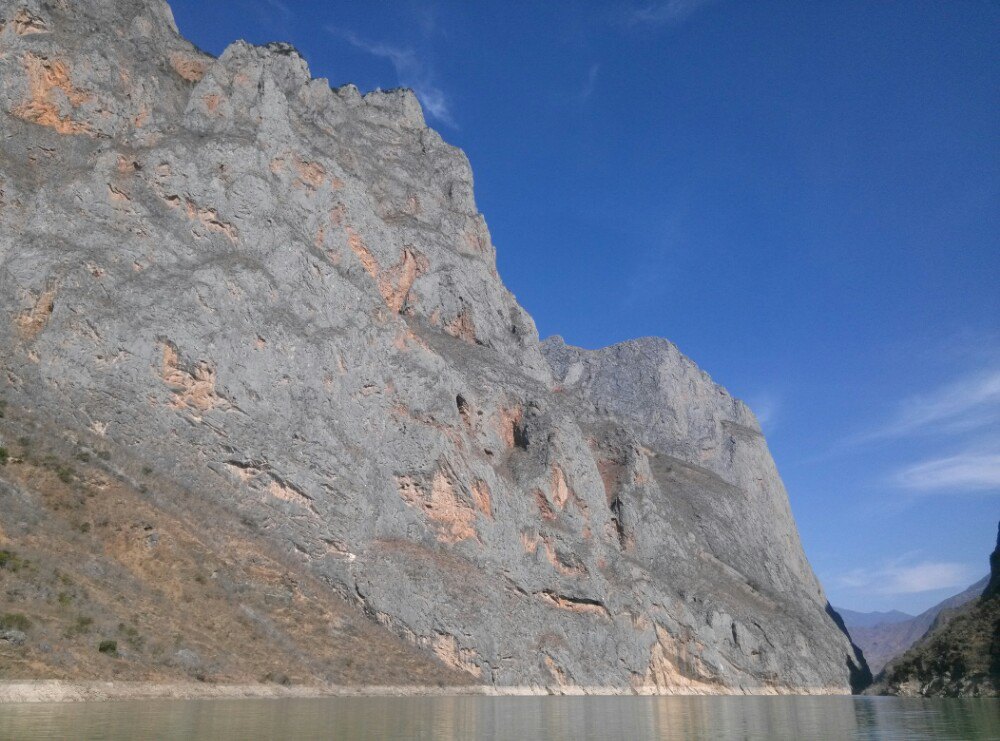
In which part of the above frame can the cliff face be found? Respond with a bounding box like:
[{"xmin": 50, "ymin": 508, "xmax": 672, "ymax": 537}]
[
  {"xmin": 871, "ymin": 524, "xmax": 999, "ymax": 697},
  {"xmin": 0, "ymin": 0, "xmax": 863, "ymax": 692},
  {"xmin": 986, "ymin": 524, "xmax": 1000, "ymax": 600}
]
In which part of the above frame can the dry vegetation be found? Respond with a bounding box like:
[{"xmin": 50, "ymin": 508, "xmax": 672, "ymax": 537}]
[{"xmin": 0, "ymin": 402, "xmax": 471, "ymax": 687}]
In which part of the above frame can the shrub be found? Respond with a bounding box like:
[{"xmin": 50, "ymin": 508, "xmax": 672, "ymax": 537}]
[
  {"xmin": 75, "ymin": 452, "xmax": 91, "ymax": 463},
  {"xmin": 118, "ymin": 623, "xmax": 143, "ymax": 650},
  {"xmin": 65, "ymin": 615, "xmax": 93, "ymax": 638},
  {"xmin": 98, "ymin": 640, "xmax": 118, "ymax": 655},
  {"xmin": 141, "ymin": 466, "xmax": 153, "ymax": 476},
  {"xmin": 0, "ymin": 448, "xmax": 8, "ymax": 465},
  {"xmin": 0, "ymin": 613, "xmax": 31, "ymax": 631},
  {"xmin": 262, "ymin": 672, "xmax": 290, "ymax": 686},
  {"xmin": 0, "ymin": 550, "xmax": 25, "ymax": 572}
]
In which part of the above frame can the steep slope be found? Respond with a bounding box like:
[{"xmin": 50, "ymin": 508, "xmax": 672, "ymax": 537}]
[
  {"xmin": 0, "ymin": 0, "xmax": 862, "ymax": 693},
  {"xmin": 0, "ymin": 406, "xmax": 472, "ymax": 685},
  {"xmin": 871, "ymin": 524, "xmax": 999, "ymax": 697},
  {"xmin": 842, "ymin": 577, "xmax": 988, "ymax": 673},
  {"xmin": 987, "ymin": 525, "xmax": 1000, "ymax": 599}
]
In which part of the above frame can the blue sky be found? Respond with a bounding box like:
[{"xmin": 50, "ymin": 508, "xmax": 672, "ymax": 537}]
[{"xmin": 167, "ymin": 0, "xmax": 999, "ymax": 615}]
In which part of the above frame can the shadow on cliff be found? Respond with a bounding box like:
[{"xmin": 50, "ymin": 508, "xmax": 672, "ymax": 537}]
[{"xmin": 825, "ymin": 603, "xmax": 874, "ymax": 693}]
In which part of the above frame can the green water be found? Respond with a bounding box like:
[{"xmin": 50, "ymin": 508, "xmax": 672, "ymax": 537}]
[{"xmin": 0, "ymin": 695, "xmax": 997, "ymax": 740}]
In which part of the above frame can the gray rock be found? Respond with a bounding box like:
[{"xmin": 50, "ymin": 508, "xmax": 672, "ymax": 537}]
[
  {"xmin": 0, "ymin": 0, "xmax": 863, "ymax": 692},
  {"xmin": 171, "ymin": 648, "xmax": 202, "ymax": 673},
  {"xmin": 1, "ymin": 630, "xmax": 27, "ymax": 646}
]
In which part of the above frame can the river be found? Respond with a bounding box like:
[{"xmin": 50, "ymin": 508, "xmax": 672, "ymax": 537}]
[{"xmin": 2, "ymin": 694, "xmax": 998, "ymax": 740}]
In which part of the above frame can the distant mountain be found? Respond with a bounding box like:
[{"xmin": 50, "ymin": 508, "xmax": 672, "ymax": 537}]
[
  {"xmin": 871, "ymin": 523, "xmax": 999, "ymax": 697},
  {"xmin": 844, "ymin": 577, "xmax": 989, "ymax": 673},
  {"xmin": 836, "ymin": 608, "xmax": 914, "ymax": 629}
]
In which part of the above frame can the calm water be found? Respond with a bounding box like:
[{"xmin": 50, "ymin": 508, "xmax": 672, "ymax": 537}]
[{"xmin": 0, "ymin": 695, "xmax": 997, "ymax": 740}]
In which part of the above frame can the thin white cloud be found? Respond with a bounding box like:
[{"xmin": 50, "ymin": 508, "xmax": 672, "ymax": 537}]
[
  {"xmin": 855, "ymin": 368, "xmax": 1000, "ymax": 495},
  {"xmin": 837, "ymin": 557, "xmax": 976, "ymax": 595},
  {"xmin": 864, "ymin": 370, "xmax": 1000, "ymax": 442},
  {"xmin": 263, "ymin": 0, "xmax": 291, "ymax": 16},
  {"xmin": 581, "ymin": 63, "xmax": 600, "ymax": 100},
  {"xmin": 895, "ymin": 451, "xmax": 1000, "ymax": 492},
  {"xmin": 630, "ymin": 0, "xmax": 720, "ymax": 26},
  {"xmin": 253, "ymin": 0, "xmax": 292, "ymax": 37},
  {"xmin": 747, "ymin": 392, "xmax": 779, "ymax": 431},
  {"xmin": 414, "ymin": 5, "xmax": 440, "ymax": 37},
  {"xmin": 328, "ymin": 27, "xmax": 456, "ymax": 128}
]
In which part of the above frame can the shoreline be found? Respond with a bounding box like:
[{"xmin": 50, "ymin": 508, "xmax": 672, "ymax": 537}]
[{"xmin": 0, "ymin": 681, "xmax": 851, "ymax": 704}]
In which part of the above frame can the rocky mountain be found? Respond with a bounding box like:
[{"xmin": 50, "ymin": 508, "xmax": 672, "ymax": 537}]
[
  {"xmin": 0, "ymin": 0, "xmax": 867, "ymax": 693},
  {"xmin": 871, "ymin": 524, "xmax": 999, "ymax": 697},
  {"xmin": 840, "ymin": 577, "xmax": 988, "ymax": 673}
]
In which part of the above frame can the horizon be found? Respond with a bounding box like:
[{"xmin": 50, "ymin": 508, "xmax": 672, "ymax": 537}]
[{"xmin": 166, "ymin": 0, "xmax": 999, "ymax": 615}]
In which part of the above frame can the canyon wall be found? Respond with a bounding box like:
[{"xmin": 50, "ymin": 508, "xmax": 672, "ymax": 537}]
[{"xmin": 0, "ymin": 0, "xmax": 866, "ymax": 692}]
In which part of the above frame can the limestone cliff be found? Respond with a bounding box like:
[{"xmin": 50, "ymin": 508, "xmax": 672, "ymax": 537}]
[{"xmin": 0, "ymin": 0, "xmax": 865, "ymax": 692}]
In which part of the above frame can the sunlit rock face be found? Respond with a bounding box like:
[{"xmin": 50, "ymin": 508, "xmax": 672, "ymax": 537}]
[{"xmin": 0, "ymin": 0, "xmax": 865, "ymax": 692}]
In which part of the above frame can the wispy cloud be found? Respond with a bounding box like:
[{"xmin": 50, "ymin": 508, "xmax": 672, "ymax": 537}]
[
  {"xmin": 253, "ymin": 0, "xmax": 292, "ymax": 37},
  {"xmin": 327, "ymin": 27, "xmax": 456, "ymax": 128},
  {"xmin": 847, "ymin": 368, "xmax": 1000, "ymax": 495},
  {"xmin": 580, "ymin": 63, "xmax": 601, "ymax": 101},
  {"xmin": 895, "ymin": 451, "xmax": 1000, "ymax": 492},
  {"xmin": 837, "ymin": 556, "xmax": 976, "ymax": 595},
  {"xmin": 262, "ymin": 0, "xmax": 291, "ymax": 17},
  {"xmin": 747, "ymin": 391, "xmax": 780, "ymax": 432},
  {"xmin": 864, "ymin": 370, "xmax": 1000, "ymax": 442},
  {"xmin": 630, "ymin": 0, "xmax": 721, "ymax": 26}
]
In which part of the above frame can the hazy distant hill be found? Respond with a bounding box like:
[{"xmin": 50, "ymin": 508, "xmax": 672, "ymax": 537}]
[
  {"xmin": 836, "ymin": 608, "xmax": 913, "ymax": 630},
  {"xmin": 871, "ymin": 525, "xmax": 999, "ymax": 697},
  {"xmin": 841, "ymin": 578, "xmax": 988, "ymax": 673}
]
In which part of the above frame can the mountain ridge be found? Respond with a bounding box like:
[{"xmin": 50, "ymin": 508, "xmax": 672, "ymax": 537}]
[
  {"xmin": 840, "ymin": 577, "xmax": 989, "ymax": 673},
  {"xmin": 870, "ymin": 525, "xmax": 999, "ymax": 697},
  {"xmin": 836, "ymin": 609, "xmax": 914, "ymax": 629}
]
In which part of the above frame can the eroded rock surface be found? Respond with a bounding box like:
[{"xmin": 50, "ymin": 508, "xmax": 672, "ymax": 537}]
[{"xmin": 0, "ymin": 0, "xmax": 864, "ymax": 692}]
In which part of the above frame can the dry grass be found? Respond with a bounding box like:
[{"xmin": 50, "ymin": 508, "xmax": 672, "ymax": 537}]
[{"xmin": 0, "ymin": 405, "xmax": 472, "ymax": 687}]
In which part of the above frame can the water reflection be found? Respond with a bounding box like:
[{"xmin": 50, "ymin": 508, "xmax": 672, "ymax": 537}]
[{"xmin": 0, "ymin": 694, "xmax": 997, "ymax": 740}]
